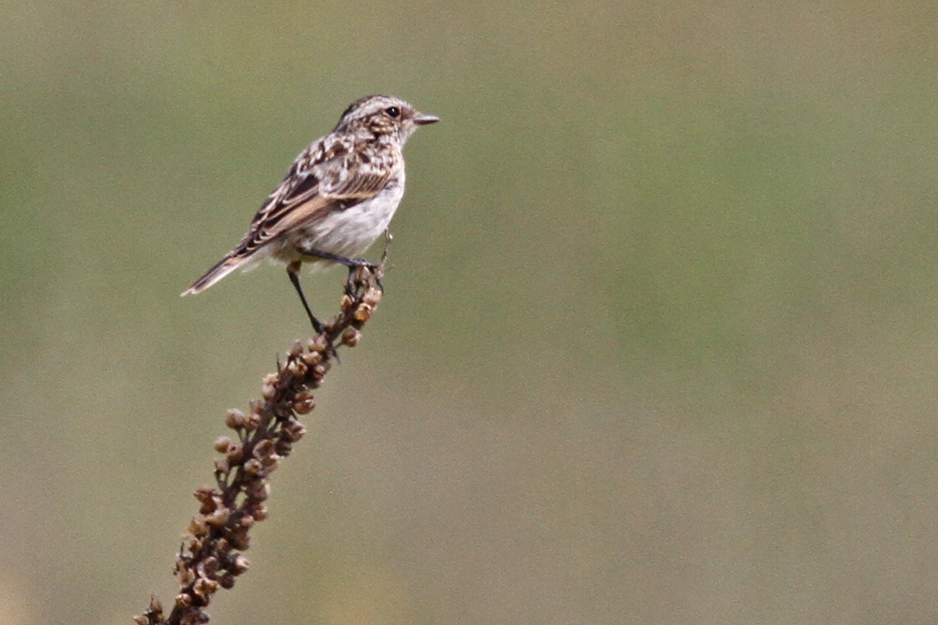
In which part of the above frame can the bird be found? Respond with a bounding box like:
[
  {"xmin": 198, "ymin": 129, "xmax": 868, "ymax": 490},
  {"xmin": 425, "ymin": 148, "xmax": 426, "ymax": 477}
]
[{"xmin": 181, "ymin": 95, "xmax": 439, "ymax": 333}]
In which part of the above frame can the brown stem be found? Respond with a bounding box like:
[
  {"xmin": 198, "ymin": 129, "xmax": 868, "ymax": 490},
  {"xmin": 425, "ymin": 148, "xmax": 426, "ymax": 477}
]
[{"xmin": 135, "ymin": 252, "xmax": 388, "ymax": 625}]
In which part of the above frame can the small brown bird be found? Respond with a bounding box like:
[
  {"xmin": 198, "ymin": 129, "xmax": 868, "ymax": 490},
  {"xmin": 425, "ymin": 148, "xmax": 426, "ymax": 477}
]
[{"xmin": 182, "ymin": 95, "xmax": 438, "ymax": 332}]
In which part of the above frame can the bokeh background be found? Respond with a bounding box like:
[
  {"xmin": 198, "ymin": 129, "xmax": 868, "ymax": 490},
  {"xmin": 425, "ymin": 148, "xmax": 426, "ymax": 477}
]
[{"xmin": 3, "ymin": 1, "xmax": 938, "ymax": 623}]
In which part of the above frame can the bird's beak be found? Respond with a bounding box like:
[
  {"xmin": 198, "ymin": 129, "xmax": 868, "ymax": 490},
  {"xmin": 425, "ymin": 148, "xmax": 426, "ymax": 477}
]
[{"xmin": 413, "ymin": 112, "xmax": 440, "ymax": 126}]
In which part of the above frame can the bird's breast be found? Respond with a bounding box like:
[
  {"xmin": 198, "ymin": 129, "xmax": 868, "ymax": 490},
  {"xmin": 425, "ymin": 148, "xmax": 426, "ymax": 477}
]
[{"xmin": 281, "ymin": 172, "xmax": 406, "ymax": 263}]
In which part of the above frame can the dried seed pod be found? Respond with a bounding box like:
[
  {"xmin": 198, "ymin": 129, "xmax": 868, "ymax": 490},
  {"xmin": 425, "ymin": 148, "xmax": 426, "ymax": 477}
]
[
  {"xmin": 342, "ymin": 327, "xmax": 361, "ymax": 346},
  {"xmin": 214, "ymin": 538, "xmax": 231, "ymax": 555},
  {"xmin": 233, "ymin": 554, "xmax": 251, "ymax": 574},
  {"xmin": 193, "ymin": 485, "xmax": 216, "ymax": 504},
  {"xmin": 196, "ymin": 556, "xmax": 220, "ymax": 579},
  {"xmin": 245, "ymin": 411, "xmax": 261, "ymax": 431},
  {"xmin": 293, "ymin": 391, "xmax": 315, "ymax": 414},
  {"xmin": 243, "ymin": 459, "xmax": 263, "ymax": 476},
  {"xmin": 253, "ymin": 439, "xmax": 275, "ymax": 460},
  {"xmin": 247, "ymin": 480, "xmax": 271, "ymax": 501},
  {"xmin": 282, "ymin": 420, "xmax": 307, "ymax": 441},
  {"xmin": 176, "ymin": 566, "xmax": 196, "ymax": 587},
  {"xmin": 225, "ymin": 443, "xmax": 244, "ymax": 464},
  {"xmin": 363, "ymin": 287, "xmax": 382, "ymax": 307},
  {"xmin": 205, "ymin": 507, "xmax": 230, "ymax": 527},
  {"xmin": 228, "ymin": 528, "xmax": 250, "ymax": 550},
  {"xmin": 287, "ymin": 358, "xmax": 308, "ymax": 377},
  {"xmin": 253, "ymin": 503, "xmax": 270, "ymax": 521},
  {"xmin": 225, "ymin": 409, "xmax": 247, "ymax": 429},
  {"xmin": 353, "ymin": 303, "xmax": 373, "ymax": 322},
  {"xmin": 310, "ymin": 334, "xmax": 331, "ymax": 353},
  {"xmin": 187, "ymin": 516, "xmax": 209, "ymax": 536},
  {"xmin": 192, "ymin": 577, "xmax": 218, "ymax": 600}
]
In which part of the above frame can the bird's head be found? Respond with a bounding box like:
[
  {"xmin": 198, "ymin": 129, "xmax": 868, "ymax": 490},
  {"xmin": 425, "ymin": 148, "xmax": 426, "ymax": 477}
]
[{"xmin": 334, "ymin": 95, "xmax": 439, "ymax": 144}]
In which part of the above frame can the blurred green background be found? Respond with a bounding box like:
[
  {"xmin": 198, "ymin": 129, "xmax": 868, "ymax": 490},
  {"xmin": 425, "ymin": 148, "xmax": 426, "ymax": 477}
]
[{"xmin": 3, "ymin": 1, "xmax": 938, "ymax": 623}]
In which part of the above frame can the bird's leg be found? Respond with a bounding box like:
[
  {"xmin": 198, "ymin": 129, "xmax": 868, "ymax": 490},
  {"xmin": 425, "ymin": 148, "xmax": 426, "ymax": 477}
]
[
  {"xmin": 286, "ymin": 261, "xmax": 325, "ymax": 335},
  {"xmin": 371, "ymin": 230, "xmax": 393, "ymax": 292},
  {"xmin": 299, "ymin": 248, "xmax": 374, "ymax": 269},
  {"xmin": 297, "ymin": 247, "xmax": 380, "ymax": 293}
]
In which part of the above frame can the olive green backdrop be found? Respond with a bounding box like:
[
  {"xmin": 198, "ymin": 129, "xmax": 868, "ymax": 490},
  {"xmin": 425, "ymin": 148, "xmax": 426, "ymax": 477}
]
[{"xmin": 3, "ymin": 2, "xmax": 938, "ymax": 624}]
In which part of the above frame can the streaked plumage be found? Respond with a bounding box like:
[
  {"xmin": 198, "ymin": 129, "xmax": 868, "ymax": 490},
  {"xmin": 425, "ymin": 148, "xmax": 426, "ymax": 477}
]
[{"xmin": 182, "ymin": 95, "xmax": 438, "ymax": 331}]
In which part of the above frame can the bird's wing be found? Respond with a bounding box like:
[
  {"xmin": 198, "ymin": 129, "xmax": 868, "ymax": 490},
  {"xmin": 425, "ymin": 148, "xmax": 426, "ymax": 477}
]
[
  {"xmin": 230, "ymin": 138, "xmax": 397, "ymax": 258},
  {"xmin": 315, "ymin": 144, "xmax": 400, "ymax": 201}
]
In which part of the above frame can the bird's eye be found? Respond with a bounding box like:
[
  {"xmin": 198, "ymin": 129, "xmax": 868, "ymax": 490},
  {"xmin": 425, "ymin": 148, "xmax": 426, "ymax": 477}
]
[{"xmin": 385, "ymin": 106, "xmax": 400, "ymax": 118}]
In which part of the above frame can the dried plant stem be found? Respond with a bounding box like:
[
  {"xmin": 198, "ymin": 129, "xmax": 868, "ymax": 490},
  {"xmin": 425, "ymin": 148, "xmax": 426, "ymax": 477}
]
[{"xmin": 135, "ymin": 252, "xmax": 388, "ymax": 625}]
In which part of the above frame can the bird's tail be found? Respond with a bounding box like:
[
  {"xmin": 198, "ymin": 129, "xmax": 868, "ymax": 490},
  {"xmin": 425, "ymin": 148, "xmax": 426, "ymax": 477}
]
[{"xmin": 181, "ymin": 254, "xmax": 246, "ymax": 296}]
